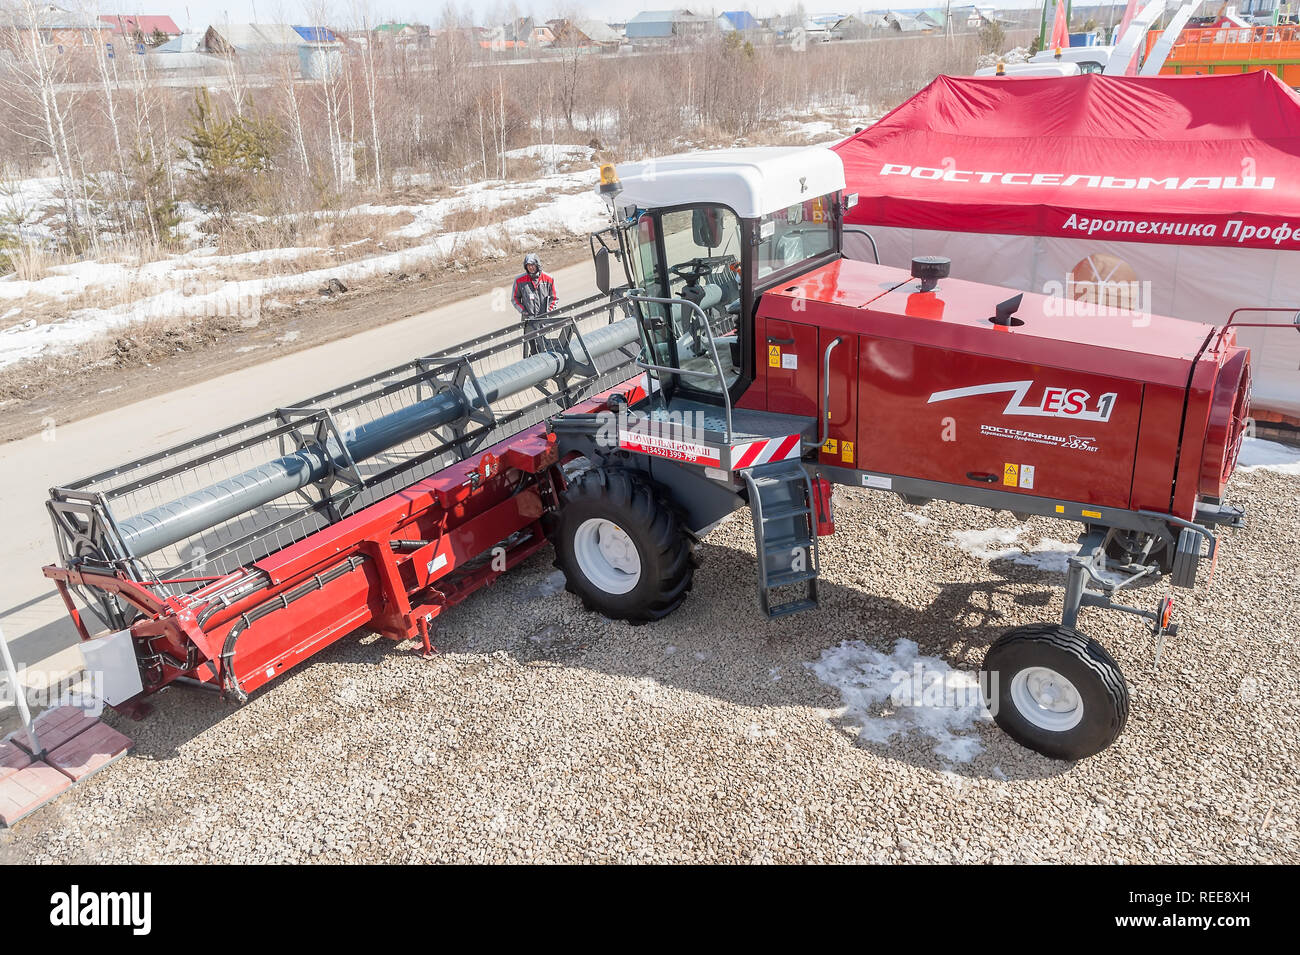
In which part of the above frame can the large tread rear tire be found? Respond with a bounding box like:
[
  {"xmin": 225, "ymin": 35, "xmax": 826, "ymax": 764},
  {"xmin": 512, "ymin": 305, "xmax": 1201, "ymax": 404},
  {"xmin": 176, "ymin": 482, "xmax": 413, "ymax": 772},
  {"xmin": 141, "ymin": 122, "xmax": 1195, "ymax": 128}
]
[
  {"xmin": 552, "ymin": 468, "xmax": 695, "ymax": 623},
  {"xmin": 981, "ymin": 623, "xmax": 1129, "ymax": 761}
]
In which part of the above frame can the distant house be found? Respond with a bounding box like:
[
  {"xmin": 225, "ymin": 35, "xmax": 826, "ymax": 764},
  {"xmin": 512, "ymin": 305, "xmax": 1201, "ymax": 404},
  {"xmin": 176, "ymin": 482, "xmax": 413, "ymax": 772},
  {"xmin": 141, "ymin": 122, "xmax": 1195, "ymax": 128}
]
[
  {"xmin": 916, "ymin": 10, "xmax": 948, "ymax": 31},
  {"xmin": 830, "ymin": 14, "xmax": 885, "ymax": 40},
  {"xmin": 549, "ymin": 19, "xmax": 621, "ymax": 48},
  {"xmin": 0, "ymin": 4, "xmax": 112, "ymax": 50},
  {"xmin": 965, "ymin": 6, "xmax": 1013, "ymax": 30},
  {"xmin": 719, "ymin": 10, "xmax": 760, "ymax": 32},
  {"xmin": 98, "ymin": 14, "xmax": 179, "ymax": 45},
  {"xmin": 203, "ymin": 23, "xmax": 337, "ymax": 57},
  {"xmin": 147, "ymin": 31, "xmax": 224, "ymax": 70},
  {"xmin": 477, "ymin": 17, "xmax": 552, "ymax": 50},
  {"xmin": 625, "ymin": 9, "xmax": 717, "ymax": 43},
  {"xmin": 370, "ymin": 22, "xmax": 430, "ymax": 48},
  {"xmin": 802, "ymin": 18, "xmax": 831, "ymax": 41},
  {"xmin": 884, "ymin": 11, "xmax": 932, "ymax": 33}
]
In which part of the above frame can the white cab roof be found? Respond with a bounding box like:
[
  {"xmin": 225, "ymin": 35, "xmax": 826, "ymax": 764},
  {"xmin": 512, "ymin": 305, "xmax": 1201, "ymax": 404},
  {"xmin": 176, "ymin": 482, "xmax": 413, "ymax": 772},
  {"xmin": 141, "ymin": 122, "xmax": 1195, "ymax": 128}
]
[
  {"xmin": 974, "ymin": 62, "xmax": 1081, "ymax": 77},
  {"xmin": 612, "ymin": 146, "xmax": 847, "ymax": 219},
  {"xmin": 1029, "ymin": 45, "xmax": 1113, "ymax": 65}
]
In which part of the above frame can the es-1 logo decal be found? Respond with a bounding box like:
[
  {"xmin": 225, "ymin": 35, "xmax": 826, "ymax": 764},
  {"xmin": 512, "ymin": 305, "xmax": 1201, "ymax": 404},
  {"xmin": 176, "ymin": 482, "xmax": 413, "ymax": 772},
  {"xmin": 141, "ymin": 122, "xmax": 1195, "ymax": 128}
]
[{"xmin": 928, "ymin": 380, "xmax": 1117, "ymax": 423}]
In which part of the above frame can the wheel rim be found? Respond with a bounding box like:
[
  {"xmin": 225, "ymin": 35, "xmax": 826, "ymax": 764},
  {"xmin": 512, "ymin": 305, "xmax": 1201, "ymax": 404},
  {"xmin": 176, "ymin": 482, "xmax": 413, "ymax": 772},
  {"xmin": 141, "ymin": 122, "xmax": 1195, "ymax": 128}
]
[
  {"xmin": 1009, "ymin": 666, "xmax": 1084, "ymax": 732},
  {"xmin": 573, "ymin": 518, "xmax": 642, "ymax": 595}
]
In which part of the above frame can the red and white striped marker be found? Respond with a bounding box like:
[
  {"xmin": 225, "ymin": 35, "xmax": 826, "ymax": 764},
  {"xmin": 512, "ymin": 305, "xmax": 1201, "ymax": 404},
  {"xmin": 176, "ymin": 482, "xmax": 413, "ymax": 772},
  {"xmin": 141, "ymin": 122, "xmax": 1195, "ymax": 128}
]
[{"xmin": 729, "ymin": 434, "xmax": 802, "ymax": 471}]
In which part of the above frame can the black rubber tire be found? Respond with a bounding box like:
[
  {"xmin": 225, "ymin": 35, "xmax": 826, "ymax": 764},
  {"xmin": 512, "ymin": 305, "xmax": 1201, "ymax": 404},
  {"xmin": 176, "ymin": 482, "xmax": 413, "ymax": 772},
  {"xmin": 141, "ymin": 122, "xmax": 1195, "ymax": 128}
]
[
  {"xmin": 981, "ymin": 623, "xmax": 1130, "ymax": 761},
  {"xmin": 552, "ymin": 468, "xmax": 695, "ymax": 623}
]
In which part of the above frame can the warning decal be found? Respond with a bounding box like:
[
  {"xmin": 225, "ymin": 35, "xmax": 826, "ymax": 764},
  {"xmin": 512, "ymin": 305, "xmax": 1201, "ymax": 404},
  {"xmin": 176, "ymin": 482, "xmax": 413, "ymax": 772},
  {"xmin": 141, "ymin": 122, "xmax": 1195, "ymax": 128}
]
[
  {"xmin": 1003, "ymin": 463, "xmax": 1019, "ymax": 486},
  {"xmin": 768, "ymin": 345, "xmax": 781, "ymax": 368}
]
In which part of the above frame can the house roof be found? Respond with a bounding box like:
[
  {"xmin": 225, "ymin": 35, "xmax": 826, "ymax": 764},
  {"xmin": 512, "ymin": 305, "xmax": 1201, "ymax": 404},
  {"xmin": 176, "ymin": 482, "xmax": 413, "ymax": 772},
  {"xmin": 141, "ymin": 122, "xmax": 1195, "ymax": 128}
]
[
  {"xmin": 205, "ymin": 23, "xmax": 336, "ymax": 52},
  {"xmin": 626, "ymin": 9, "xmax": 701, "ymax": 37},
  {"xmin": 156, "ymin": 32, "xmax": 204, "ymax": 52},
  {"xmin": 555, "ymin": 19, "xmax": 620, "ymax": 43},
  {"xmin": 721, "ymin": 11, "xmax": 759, "ymax": 30},
  {"xmin": 98, "ymin": 14, "xmax": 179, "ymax": 36},
  {"xmin": 293, "ymin": 26, "xmax": 336, "ymax": 43},
  {"xmin": 885, "ymin": 12, "xmax": 929, "ymax": 31},
  {"xmin": 833, "ymin": 14, "xmax": 886, "ymax": 30}
]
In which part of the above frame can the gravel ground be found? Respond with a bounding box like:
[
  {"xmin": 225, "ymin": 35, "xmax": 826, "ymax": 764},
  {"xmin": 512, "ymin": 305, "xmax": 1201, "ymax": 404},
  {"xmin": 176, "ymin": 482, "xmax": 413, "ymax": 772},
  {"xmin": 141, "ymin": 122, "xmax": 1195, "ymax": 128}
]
[{"xmin": 1, "ymin": 468, "xmax": 1297, "ymax": 864}]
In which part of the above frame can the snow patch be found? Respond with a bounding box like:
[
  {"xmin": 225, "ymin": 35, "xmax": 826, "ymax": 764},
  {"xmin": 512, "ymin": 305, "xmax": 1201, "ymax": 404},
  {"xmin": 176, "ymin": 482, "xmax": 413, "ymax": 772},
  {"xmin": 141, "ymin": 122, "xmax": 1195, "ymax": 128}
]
[
  {"xmin": 536, "ymin": 570, "xmax": 567, "ymax": 597},
  {"xmin": 950, "ymin": 525, "xmax": 1027, "ymax": 561},
  {"xmin": 951, "ymin": 524, "xmax": 1132, "ymax": 582},
  {"xmin": 502, "ymin": 143, "xmax": 594, "ymax": 168},
  {"xmin": 0, "ymin": 173, "xmax": 604, "ymax": 371},
  {"xmin": 807, "ymin": 638, "xmax": 990, "ymax": 763},
  {"xmin": 1238, "ymin": 436, "xmax": 1300, "ymax": 475}
]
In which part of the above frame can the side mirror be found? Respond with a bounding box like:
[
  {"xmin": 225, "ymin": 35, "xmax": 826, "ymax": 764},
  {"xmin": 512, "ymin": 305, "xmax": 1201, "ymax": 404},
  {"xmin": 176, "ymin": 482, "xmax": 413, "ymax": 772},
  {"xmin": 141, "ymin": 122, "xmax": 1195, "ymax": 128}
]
[
  {"xmin": 692, "ymin": 207, "xmax": 722, "ymax": 248},
  {"xmin": 594, "ymin": 246, "xmax": 611, "ymax": 295}
]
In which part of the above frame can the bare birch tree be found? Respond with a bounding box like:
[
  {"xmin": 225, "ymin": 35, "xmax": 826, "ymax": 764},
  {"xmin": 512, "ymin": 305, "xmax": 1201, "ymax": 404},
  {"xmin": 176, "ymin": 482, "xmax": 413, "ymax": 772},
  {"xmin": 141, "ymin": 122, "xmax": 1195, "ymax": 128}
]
[{"xmin": 0, "ymin": 0, "xmax": 86, "ymax": 237}]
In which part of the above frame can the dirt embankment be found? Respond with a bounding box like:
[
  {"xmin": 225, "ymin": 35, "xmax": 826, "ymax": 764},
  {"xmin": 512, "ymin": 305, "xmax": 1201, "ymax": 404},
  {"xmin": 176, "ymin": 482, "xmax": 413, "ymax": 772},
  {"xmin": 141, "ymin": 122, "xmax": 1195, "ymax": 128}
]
[{"xmin": 0, "ymin": 240, "xmax": 592, "ymax": 445}]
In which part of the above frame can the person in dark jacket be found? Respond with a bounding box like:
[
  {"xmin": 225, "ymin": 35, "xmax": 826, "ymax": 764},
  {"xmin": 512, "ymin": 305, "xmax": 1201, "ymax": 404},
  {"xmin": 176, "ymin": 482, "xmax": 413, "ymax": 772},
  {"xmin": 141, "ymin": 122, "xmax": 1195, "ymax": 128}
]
[{"xmin": 512, "ymin": 252, "xmax": 559, "ymax": 356}]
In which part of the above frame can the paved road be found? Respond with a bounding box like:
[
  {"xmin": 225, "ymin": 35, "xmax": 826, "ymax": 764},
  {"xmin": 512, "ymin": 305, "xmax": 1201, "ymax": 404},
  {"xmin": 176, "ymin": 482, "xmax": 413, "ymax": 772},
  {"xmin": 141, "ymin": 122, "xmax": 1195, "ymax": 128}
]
[{"xmin": 0, "ymin": 259, "xmax": 600, "ymax": 696}]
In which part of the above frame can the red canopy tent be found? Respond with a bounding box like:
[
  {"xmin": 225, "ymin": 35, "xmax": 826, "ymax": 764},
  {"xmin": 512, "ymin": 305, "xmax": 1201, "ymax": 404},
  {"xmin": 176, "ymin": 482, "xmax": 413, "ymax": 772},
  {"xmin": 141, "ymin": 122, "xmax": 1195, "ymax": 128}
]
[
  {"xmin": 834, "ymin": 71, "xmax": 1300, "ymax": 418},
  {"xmin": 837, "ymin": 71, "xmax": 1300, "ymax": 249}
]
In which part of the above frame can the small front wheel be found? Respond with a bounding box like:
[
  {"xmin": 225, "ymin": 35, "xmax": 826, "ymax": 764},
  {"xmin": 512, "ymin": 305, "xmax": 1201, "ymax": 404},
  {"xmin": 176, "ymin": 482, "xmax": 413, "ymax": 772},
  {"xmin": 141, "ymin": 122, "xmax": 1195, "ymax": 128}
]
[{"xmin": 981, "ymin": 623, "xmax": 1129, "ymax": 760}]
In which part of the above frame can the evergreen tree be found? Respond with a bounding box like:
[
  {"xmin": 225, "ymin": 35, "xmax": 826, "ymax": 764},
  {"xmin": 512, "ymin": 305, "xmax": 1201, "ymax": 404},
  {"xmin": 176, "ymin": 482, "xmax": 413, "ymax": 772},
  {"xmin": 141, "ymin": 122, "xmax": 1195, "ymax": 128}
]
[{"xmin": 181, "ymin": 89, "xmax": 280, "ymax": 224}]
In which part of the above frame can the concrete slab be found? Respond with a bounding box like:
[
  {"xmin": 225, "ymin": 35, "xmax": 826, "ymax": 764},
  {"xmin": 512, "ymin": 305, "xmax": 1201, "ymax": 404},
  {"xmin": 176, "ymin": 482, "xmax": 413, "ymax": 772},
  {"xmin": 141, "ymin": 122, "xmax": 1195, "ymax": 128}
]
[
  {"xmin": 0, "ymin": 761, "xmax": 71, "ymax": 827},
  {"xmin": 0, "ymin": 739, "xmax": 32, "ymax": 782},
  {"xmin": 10, "ymin": 704, "xmax": 97, "ymax": 755},
  {"xmin": 46, "ymin": 721, "xmax": 132, "ymax": 782}
]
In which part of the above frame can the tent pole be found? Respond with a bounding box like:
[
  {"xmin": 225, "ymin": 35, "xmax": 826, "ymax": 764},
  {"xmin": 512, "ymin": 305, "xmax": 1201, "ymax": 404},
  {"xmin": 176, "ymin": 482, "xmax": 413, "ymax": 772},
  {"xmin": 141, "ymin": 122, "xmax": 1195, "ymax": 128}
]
[{"xmin": 0, "ymin": 626, "xmax": 42, "ymax": 758}]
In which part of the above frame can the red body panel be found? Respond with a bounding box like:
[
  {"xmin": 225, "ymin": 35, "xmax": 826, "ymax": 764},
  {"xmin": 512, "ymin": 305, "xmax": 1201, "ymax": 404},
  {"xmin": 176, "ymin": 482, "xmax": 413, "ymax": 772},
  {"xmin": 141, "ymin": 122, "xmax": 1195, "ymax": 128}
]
[
  {"xmin": 752, "ymin": 257, "xmax": 1248, "ymax": 520},
  {"xmin": 854, "ymin": 342, "xmax": 1144, "ymax": 508}
]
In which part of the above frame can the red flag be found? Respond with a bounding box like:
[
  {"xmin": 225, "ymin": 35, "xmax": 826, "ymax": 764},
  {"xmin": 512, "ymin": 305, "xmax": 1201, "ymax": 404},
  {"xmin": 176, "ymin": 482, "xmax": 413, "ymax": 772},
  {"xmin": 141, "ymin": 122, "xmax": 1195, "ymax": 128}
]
[{"xmin": 1050, "ymin": 0, "xmax": 1070, "ymax": 51}]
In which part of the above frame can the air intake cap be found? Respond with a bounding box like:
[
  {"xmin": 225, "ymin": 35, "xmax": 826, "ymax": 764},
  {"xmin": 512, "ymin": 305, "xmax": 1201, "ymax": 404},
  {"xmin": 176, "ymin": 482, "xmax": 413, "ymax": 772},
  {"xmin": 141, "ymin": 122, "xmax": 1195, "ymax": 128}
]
[{"xmin": 911, "ymin": 255, "xmax": 951, "ymax": 292}]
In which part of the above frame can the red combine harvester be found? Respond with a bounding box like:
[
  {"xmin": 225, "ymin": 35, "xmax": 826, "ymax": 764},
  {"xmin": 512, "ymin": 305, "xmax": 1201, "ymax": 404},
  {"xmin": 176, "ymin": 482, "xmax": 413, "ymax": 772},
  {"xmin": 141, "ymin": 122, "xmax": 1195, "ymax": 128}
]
[{"xmin": 45, "ymin": 147, "xmax": 1263, "ymax": 760}]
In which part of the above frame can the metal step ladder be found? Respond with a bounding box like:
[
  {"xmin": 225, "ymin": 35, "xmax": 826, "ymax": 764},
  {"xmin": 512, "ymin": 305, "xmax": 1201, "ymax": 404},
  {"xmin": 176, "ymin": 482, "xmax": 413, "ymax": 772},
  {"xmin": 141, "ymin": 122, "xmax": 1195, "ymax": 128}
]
[{"xmin": 741, "ymin": 460, "xmax": 820, "ymax": 618}]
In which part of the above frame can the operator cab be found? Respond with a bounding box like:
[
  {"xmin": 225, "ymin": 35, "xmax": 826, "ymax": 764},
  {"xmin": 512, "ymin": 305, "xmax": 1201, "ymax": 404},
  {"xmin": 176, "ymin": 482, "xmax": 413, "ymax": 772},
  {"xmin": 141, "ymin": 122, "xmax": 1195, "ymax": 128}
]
[{"xmin": 594, "ymin": 147, "xmax": 848, "ymax": 406}]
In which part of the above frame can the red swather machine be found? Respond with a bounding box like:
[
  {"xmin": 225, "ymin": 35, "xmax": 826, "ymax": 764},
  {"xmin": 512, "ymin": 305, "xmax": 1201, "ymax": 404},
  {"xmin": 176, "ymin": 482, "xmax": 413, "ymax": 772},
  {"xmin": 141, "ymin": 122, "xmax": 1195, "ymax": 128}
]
[{"xmin": 45, "ymin": 147, "xmax": 1270, "ymax": 759}]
